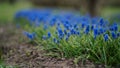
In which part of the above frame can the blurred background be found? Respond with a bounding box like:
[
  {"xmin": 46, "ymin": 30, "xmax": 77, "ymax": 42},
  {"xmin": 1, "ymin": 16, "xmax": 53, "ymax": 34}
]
[
  {"xmin": 0, "ymin": 0, "xmax": 120, "ymax": 23},
  {"xmin": 0, "ymin": 0, "xmax": 119, "ymax": 67}
]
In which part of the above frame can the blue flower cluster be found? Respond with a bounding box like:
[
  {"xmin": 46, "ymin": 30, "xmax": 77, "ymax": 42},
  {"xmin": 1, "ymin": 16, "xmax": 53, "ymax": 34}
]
[
  {"xmin": 23, "ymin": 31, "xmax": 36, "ymax": 40},
  {"xmin": 15, "ymin": 9, "xmax": 120, "ymax": 42}
]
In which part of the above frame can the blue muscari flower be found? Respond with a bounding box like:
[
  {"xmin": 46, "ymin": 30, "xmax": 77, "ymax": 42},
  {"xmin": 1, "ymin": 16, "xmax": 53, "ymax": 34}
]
[
  {"xmin": 104, "ymin": 34, "xmax": 109, "ymax": 41},
  {"xmin": 56, "ymin": 26, "xmax": 60, "ymax": 30},
  {"xmin": 70, "ymin": 28, "xmax": 75, "ymax": 34},
  {"xmin": 91, "ymin": 25, "xmax": 94, "ymax": 30},
  {"xmin": 117, "ymin": 32, "xmax": 120, "ymax": 37},
  {"xmin": 70, "ymin": 24, "xmax": 72, "ymax": 28},
  {"xmin": 57, "ymin": 22, "xmax": 60, "ymax": 26},
  {"xmin": 53, "ymin": 38, "xmax": 59, "ymax": 43},
  {"xmin": 113, "ymin": 23, "xmax": 118, "ymax": 31},
  {"xmin": 109, "ymin": 26, "xmax": 114, "ymax": 31},
  {"xmin": 74, "ymin": 24, "xmax": 77, "ymax": 29},
  {"xmin": 67, "ymin": 32, "xmax": 71, "ymax": 37},
  {"xmin": 64, "ymin": 24, "xmax": 70, "ymax": 30},
  {"xmin": 111, "ymin": 32, "xmax": 117, "ymax": 39},
  {"xmin": 74, "ymin": 30, "xmax": 77, "ymax": 35},
  {"xmin": 42, "ymin": 35, "xmax": 47, "ymax": 40},
  {"xmin": 99, "ymin": 18, "xmax": 104, "ymax": 26},
  {"xmin": 57, "ymin": 28, "xmax": 63, "ymax": 34},
  {"xmin": 53, "ymin": 38, "xmax": 56, "ymax": 43},
  {"xmin": 48, "ymin": 32, "xmax": 51, "ymax": 38},
  {"xmin": 77, "ymin": 31, "xmax": 80, "ymax": 35},
  {"xmin": 57, "ymin": 28, "xmax": 64, "ymax": 39},
  {"xmin": 66, "ymin": 25, "xmax": 70, "ymax": 30},
  {"xmin": 99, "ymin": 28, "xmax": 105, "ymax": 34},
  {"xmin": 50, "ymin": 17, "xmax": 56, "ymax": 26},
  {"xmin": 97, "ymin": 31, "xmax": 101, "ymax": 35},
  {"xmin": 64, "ymin": 29, "xmax": 67, "ymax": 35},
  {"xmin": 81, "ymin": 23, "xmax": 85, "ymax": 28},
  {"xmin": 65, "ymin": 36, "xmax": 69, "ymax": 41},
  {"xmin": 109, "ymin": 23, "xmax": 118, "ymax": 31},
  {"xmin": 59, "ymin": 35, "xmax": 64, "ymax": 39},
  {"xmin": 84, "ymin": 25, "xmax": 90, "ymax": 34},
  {"xmin": 93, "ymin": 28, "xmax": 98, "ymax": 36},
  {"xmin": 23, "ymin": 31, "xmax": 36, "ymax": 40},
  {"xmin": 93, "ymin": 28, "xmax": 98, "ymax": 39},
  {"xmin": 58, "ymin": 28, "xmax": 64, "ymax": 35},
  {"xmin": 75, "ymin": 26, "xmax": 79, "ymax": 30}
]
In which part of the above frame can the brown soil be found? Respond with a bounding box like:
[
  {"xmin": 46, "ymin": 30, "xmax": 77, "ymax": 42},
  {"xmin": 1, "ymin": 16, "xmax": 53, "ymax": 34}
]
[{"xmin": 0, "ymin": 24, "xmax": 104, "ymax": 68}]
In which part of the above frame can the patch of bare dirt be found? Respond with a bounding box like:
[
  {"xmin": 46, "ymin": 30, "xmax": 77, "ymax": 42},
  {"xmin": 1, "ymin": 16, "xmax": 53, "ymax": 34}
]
[
  {"xmin": 5, "ymin": 44, "xmax": 99, "ymax": 68},
  {"xmin": 0, "ymin": 24, "xmax": 104, "ymax": 68}
]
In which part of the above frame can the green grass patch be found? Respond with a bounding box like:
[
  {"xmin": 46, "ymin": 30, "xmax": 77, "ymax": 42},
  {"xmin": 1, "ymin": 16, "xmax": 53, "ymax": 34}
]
[
  {"xmin": 0, "ymin": 1, "xmax": 32, "ymax": 23},
  {"xmin": 20, "ymin": 22, "xmax": 120, "ymax": 67},
  {"xmin": 101, "ymin": 7, "xmax": 120, "ymax": 17}
]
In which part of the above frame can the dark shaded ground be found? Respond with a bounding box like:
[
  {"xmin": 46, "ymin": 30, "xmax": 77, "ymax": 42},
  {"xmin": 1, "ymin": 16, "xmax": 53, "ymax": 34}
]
[{"xmin": 0, "ymin": 23, "xmax": 104, "ymax": 68}]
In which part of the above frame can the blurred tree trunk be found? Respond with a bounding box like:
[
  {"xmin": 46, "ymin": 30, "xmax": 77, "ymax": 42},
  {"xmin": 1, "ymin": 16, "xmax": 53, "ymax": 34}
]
[
  {"xmin": 86, "ymin": 0, "xmax": 105, "ymax": 17},
  {"xmin": 0, "ymin": 0, "xmax": 15, "ymax": 4},
  {"xmin": 31, "ymin": 0, "xmax": 106, "ymax": 16},
  {"xmin": 88, "ymin": 0, "xmax": 98, "ymax": 16},
  {"xmin": 9, "ymin": 0, "xmax": 15, "ymax": 4}
]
